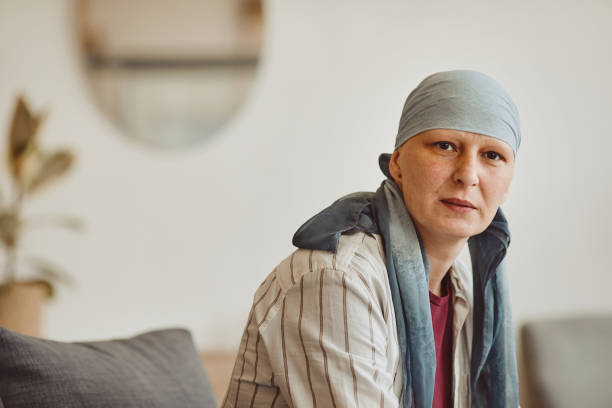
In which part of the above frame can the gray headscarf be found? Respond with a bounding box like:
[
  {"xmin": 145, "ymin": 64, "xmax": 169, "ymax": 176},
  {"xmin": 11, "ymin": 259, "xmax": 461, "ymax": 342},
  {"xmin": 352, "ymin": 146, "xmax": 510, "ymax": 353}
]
[{"xmin": 380, "ymin": 69, "xmax": 521, "ymax": 177}]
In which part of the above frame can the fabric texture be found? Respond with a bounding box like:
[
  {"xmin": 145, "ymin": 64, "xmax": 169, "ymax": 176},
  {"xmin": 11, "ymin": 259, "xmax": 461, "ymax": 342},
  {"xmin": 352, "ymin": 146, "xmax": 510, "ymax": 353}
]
[
  {"xmin": 292, "ymin": 178, "xmax": 519, "ymax": 407},
  {"xmin": 223, "ymin": 230, "xmax": 473, "ymax": 408},
  {"xmin": 393, "ymin": 69, "xmax": 521, "ymax": 154},
  {"xmin": 0, "ymin": 327, "xmax": 217, "ymax": 408}
]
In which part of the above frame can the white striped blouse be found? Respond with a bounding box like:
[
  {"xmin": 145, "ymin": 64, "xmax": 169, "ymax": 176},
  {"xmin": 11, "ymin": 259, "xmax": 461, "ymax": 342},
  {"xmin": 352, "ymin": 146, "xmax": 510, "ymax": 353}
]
[{"xmin": 222, "ymin": 231, "xmax": 473, "ymax": 408}]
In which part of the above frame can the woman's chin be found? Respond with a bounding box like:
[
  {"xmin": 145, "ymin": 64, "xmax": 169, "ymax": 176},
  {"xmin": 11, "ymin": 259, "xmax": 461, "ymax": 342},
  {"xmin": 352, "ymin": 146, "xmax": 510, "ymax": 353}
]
[{"xmin": 434, "ymin": 222, "xmax": 478, "ymax": 241}]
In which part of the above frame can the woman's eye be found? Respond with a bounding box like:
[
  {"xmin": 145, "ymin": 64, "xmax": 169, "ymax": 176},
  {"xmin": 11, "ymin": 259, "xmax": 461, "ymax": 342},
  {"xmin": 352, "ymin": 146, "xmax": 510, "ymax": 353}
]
[
  {"xmin": 435, "ymin": 141, "xmax": 455, "ymax": 151},
  {"xmin": 485, "ymin": 151, "xmax": 503, "ymax": 161}
]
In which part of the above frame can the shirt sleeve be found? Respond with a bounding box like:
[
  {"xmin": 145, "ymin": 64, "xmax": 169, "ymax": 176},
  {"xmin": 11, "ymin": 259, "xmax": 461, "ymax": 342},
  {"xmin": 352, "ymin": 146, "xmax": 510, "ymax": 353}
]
[{"xmin": 259, "ymin": 267, "xmax": 399, "ymax": 408}]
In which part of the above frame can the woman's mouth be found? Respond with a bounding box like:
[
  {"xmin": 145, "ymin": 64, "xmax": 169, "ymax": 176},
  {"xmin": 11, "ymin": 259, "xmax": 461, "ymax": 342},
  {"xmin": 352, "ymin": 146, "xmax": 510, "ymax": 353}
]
[{"xmin": 440, "ymin": 198, "xmax": 477, "ymax": 213}]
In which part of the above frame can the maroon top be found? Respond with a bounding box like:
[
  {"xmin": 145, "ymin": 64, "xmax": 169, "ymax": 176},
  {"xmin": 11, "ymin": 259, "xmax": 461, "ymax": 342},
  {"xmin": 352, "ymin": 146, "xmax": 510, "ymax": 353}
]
[{"xmin": 430, "ymin": 274, "xmax": 454, "ymax": 408}]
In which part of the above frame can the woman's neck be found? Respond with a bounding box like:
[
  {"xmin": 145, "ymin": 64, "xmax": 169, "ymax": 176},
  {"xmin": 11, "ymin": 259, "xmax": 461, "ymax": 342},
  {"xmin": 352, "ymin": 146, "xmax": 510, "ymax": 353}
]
[{"xmin": 418, "ymin": 229, "xmax": 467, "ymax": 296}]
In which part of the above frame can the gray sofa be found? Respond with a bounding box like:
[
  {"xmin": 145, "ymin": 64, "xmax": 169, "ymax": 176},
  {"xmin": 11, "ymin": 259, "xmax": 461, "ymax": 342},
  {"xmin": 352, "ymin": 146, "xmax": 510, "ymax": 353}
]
[
  {"xmin": 521, "ymin": 315, "xmax": 612, "ymax": 408},
  {"xmin": 0, "ymin": 326, "xmax": 218, "ymax": 407}
]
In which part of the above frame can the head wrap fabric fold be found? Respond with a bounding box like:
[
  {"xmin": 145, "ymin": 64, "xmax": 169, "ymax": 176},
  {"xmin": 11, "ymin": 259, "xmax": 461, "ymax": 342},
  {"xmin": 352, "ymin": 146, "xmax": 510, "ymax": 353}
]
[
  {"xmin": 379, "ymin": 70, "xmax": 521, "ymax": 180},
  {"xmin": 395, "ymin": 69, "xmax": 521, "ymax": 154}
]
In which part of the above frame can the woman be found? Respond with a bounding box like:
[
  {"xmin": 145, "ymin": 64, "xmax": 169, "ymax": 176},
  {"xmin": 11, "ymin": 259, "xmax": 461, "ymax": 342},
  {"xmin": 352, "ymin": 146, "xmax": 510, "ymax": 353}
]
[{"xmin": 223, "ymin": 70, "xmax": 520, "ymax": 408}]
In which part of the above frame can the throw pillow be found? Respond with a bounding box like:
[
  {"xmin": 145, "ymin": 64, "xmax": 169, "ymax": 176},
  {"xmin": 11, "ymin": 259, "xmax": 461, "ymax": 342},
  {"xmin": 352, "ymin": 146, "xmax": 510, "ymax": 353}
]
[{"xmin": 0, "ymin": 327, "xmax": 217, "ymax": 407}]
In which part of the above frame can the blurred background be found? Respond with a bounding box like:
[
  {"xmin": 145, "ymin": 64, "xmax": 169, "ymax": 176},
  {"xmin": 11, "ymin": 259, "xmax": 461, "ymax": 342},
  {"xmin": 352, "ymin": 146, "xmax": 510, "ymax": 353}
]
[{"xmin": 1, "ymin": 0, "xmax": 611, "ymax": 406}]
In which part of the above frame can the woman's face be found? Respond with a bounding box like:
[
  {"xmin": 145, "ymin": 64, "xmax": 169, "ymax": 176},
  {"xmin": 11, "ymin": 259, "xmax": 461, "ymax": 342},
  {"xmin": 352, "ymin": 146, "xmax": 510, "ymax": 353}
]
[{"xmin": 389, "ymin": 128, "xmax": 515, "ymax": 242}]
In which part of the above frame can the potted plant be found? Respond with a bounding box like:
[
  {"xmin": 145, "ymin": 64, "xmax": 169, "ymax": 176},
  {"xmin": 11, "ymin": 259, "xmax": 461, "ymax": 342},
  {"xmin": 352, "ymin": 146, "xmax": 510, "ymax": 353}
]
[{"xmin": 0, "ymin": 95, "xmax": 80, "ymax": 337}]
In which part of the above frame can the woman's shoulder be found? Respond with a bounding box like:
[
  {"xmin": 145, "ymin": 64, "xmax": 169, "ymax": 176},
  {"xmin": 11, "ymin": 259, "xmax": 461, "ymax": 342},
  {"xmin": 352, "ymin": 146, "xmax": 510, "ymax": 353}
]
[
  {"xmin": 270, "ymin": 232, "xmax": 384, "ymax": 287},
  {"xmin": 251, "ymin": 231, "xmax": 393, "ymax": 327},
  {"xmin": 252, "ymin": 232, "xmax": 391, "ymax": 321}
]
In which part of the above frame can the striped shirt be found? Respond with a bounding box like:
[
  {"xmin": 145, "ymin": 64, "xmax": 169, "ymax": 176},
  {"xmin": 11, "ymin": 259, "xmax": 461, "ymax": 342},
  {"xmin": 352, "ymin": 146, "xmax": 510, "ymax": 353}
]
[{"xmin": 222, "ymin": 231, "xmax": 473, "ymax": 408}]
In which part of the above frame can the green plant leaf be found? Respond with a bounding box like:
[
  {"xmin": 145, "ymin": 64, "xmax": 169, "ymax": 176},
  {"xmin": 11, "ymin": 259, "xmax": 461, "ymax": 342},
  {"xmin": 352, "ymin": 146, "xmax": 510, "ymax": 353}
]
[
  {"xmin": 7, "ymin": 96, "xmax": 42, "ymax": 183},
  {"xmin": 25, "ymin": 150, "xmax": 74, "ymax": 194}
]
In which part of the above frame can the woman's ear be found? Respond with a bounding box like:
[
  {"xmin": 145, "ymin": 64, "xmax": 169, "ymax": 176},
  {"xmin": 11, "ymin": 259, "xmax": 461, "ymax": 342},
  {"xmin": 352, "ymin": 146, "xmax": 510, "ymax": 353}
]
[{"xmin": 389, "ymin": 149, "xmax": 402, "ymax": 186}]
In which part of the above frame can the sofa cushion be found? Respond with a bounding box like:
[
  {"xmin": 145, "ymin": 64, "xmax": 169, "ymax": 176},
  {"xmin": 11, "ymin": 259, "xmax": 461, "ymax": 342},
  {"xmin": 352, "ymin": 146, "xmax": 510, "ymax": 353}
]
[
  {"xmin": 0, "ymin": 327, "xmax": 217, "ymax": 407},
  {"xmin": 521, "ymin": 315, "xmax": 612, "ymax": 408}
]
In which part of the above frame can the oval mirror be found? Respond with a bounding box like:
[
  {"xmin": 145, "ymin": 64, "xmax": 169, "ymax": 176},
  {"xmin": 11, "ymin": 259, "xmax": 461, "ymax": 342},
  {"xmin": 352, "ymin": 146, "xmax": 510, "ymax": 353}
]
[{"xmin": 76, "ymin": 0, "xmax": 263, "ymax": 149}]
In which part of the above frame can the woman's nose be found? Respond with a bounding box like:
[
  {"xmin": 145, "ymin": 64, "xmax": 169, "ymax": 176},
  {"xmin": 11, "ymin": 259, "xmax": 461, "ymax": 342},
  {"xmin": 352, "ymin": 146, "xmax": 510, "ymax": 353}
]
[{"xmin": 453, "ymin": 154, "xmax": 479, "ymax": 187}]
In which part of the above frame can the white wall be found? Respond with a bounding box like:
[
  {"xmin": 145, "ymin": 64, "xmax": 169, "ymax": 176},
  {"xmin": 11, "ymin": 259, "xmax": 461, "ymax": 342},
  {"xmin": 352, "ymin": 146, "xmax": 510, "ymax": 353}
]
[{"xmin": 1, "ymin": 0, "xmax": 611, "ymax": 361}]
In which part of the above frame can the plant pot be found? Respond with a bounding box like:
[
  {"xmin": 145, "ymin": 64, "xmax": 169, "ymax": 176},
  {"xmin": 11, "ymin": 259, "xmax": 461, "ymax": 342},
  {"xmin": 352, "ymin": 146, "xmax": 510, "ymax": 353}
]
[{"xmin": 0, "ymin": 280, "xmax": 51, "ymax": 337}]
